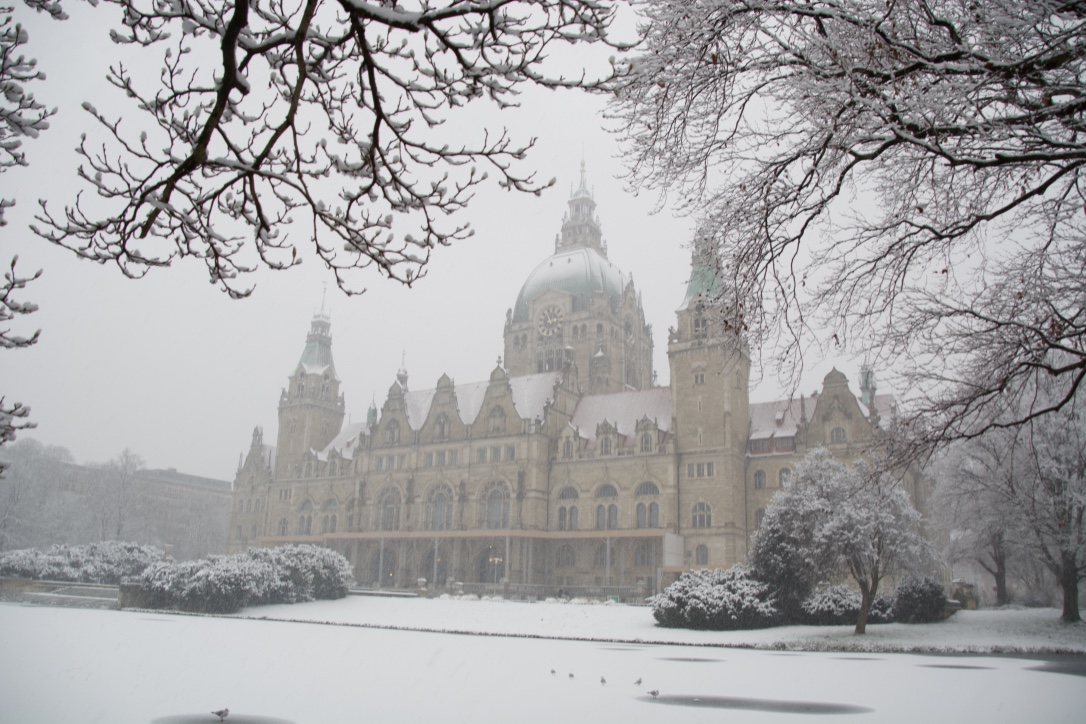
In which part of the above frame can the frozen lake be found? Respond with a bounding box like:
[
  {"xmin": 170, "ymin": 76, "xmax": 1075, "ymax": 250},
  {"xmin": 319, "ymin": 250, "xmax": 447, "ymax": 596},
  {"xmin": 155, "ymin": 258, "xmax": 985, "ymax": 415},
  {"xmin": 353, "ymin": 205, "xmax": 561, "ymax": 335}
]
[{"xmin": 2, "ymin": 603, "xmax": 1084, "ymax": 723}]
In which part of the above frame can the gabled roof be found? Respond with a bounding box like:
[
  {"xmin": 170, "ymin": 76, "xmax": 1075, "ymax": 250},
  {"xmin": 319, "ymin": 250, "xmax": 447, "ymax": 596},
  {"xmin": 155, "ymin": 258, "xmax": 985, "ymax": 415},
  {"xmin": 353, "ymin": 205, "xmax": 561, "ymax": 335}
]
[
  {"xmin": 399, "ymin": 371, "xmax": 563, "ymax": 430},
  {"xmin": 570, "ymin": 388, "xmax": 672, "ymax": 441},
  {"xmin": 319, "ymin": 421, "xmax": 367, "ymax": 459},
  {"xmin": 749, "ymin": 392, "xmax": 896, "ymax": 440}
]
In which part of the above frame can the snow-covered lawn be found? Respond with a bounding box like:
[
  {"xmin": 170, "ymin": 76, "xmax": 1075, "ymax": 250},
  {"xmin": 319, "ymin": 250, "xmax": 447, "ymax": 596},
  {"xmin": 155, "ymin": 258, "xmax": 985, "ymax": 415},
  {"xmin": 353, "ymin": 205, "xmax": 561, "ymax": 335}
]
[
  {"xmin": 1, "ymin": 598, "xmax": 1084, "ymax": 724},
  {"xmin": 239, "ymin": 594, "xmax": 1086, "ymax": 654}
]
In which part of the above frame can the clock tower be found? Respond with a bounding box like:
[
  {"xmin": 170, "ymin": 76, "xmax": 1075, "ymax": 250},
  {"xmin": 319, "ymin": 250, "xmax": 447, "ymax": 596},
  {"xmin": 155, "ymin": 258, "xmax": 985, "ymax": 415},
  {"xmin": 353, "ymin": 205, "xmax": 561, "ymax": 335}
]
[{"xmin": 503, "ymin": 164, "xmax": 653, "ymax": 393}]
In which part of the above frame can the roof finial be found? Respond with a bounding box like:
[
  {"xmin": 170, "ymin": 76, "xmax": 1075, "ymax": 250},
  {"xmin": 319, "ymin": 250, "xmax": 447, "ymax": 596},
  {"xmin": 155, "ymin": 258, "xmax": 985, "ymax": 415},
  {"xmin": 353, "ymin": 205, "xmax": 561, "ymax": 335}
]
[{"xmin": 397, "ymin": 351, "xmax": 408, "ymax": 388}]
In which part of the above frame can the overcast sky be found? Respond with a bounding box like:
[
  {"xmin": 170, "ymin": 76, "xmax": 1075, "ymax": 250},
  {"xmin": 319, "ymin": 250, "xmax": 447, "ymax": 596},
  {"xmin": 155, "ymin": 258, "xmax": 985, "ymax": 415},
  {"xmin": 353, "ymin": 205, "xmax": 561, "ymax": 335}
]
[{"xmin": 1, "ymin": 2, "xmax": 856, "ymax": 480}]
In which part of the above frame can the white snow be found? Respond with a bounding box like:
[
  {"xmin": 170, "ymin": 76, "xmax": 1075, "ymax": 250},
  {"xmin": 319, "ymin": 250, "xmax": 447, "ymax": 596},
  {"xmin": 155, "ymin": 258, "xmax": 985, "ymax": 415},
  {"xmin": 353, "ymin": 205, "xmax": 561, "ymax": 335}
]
[{"xmin": 1, "ymin": 598, "xmax": 1084, "ymax": 723}]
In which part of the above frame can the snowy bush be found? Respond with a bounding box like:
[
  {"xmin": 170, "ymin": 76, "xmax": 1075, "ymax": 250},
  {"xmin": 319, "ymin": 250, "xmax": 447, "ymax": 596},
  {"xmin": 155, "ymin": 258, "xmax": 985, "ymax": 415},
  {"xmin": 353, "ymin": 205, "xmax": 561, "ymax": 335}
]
[
  {"xmin": 650, "ymin": 566, "xmax": 780, "ymax": 630},
  {"xmin": 893, "ymin": 577, "xmax": 948, "ymax": 623},
  {"xmin": 0, "ymin": 542, "xmax": 167, "ymax": 584},
  {"xmin": 134, "ymin": 544, "xmax": 353, "ymax": 613},
  {"xmin": 801, "ymin": 585, "xmax": 894, "ymax": 626}
]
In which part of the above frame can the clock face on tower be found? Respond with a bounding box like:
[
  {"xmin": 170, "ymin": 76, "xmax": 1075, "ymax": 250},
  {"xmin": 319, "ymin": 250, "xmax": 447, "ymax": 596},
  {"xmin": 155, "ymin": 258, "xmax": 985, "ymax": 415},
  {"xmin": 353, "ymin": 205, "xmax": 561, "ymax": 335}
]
[{"xmin": 537, "ymin": 306, "xmax": 564, "ymax": 336}]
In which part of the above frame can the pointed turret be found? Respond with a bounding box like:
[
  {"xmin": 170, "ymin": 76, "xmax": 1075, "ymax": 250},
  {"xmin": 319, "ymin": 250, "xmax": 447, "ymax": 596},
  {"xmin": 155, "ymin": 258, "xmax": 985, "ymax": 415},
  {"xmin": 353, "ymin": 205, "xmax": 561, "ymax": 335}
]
[
  {"xmin": 275, "ymin": 312, "xmax": 346, "ymax": 479},
  {"xmin": 558, "ymin": 160, "xmax": 605, "ymax": 255}
]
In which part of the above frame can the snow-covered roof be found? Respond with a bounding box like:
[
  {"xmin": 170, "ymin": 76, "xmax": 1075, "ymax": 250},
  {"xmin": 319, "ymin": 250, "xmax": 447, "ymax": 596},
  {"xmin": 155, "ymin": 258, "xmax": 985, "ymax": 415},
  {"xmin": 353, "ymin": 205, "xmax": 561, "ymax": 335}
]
[
  {"xmin": 749, "ymin": 392, "xmax": 897, "ymax": 440},
  {"xmin": 400, "ymin": 371, "xmax": 562, "ymax": 430},
  {"xmin": 318, "ymin": 421, "xmax": 366, "ymax": 459},
  {"xmin": 570, "ymin": 388, "xmax": 672, "ymax": 440}
]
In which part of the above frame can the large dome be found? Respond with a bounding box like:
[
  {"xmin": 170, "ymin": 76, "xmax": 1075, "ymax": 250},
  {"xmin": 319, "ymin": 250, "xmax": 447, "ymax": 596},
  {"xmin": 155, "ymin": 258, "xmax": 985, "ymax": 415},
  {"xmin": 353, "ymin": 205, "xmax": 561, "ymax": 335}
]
[{"xmin": 512, "ymin": 246, "xmax": 627, "ymax": 323}]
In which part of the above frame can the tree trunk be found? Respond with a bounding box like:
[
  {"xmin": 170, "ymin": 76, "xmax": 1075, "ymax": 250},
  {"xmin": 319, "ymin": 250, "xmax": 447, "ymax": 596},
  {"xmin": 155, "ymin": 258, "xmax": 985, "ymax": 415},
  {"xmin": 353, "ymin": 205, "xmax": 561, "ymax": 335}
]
[
  {"xmin": 990, "ymin": 531, "xmax": 1009, "ymax": 606},
  {"xmin": 855, "ymin": 586, "xmax": 875, "ymax": 635},
  {"xmin": 1059, "ymin": 551, "xmax": 1081, "ymax": 623}
]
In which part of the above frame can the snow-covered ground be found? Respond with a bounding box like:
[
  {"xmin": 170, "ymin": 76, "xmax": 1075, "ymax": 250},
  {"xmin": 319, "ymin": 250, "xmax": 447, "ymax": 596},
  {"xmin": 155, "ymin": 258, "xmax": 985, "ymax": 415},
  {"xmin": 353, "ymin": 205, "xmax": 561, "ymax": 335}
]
[
  {"xmin": 1, "ymin": 598, "xmax": 1084, "ymax": 724},
  {"xmin": 237, "ymin": 594, "xmax": 1086, "ymax": 654}
]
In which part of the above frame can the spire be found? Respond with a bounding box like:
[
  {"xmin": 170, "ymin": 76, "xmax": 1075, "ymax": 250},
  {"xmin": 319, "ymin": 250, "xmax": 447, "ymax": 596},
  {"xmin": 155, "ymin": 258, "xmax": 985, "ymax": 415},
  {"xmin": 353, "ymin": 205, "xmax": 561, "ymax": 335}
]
[
  {"xmin": 678, "ymin": 228, "xmax": 723, "ymax": 312},
  {"xmin": 559, "ymin": 162, "xmax": 604, "ymax": 255},
  {"xmin": 396, "ymin": 351, "xmax": 409, "ymax": 388},
  {"xmin": 298, "ymin": 312, "xmax": 336, "ymax": 378}
]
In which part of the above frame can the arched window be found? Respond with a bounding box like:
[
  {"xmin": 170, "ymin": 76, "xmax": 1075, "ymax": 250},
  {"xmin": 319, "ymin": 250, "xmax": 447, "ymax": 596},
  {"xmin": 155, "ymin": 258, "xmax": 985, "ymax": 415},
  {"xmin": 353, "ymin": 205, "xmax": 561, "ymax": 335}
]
[
  {"xmin": 305, "ymin": 515, "xmax": 312, "ymax": 534},
  {"xmin": 649, "ymin": 502, "xmax": 659, "ymax": 528},
  {"xmin": 695, "ymin": 544, "xmax": 709, "ymax": 566},
  {"xmin": 596, "ymin": 484, "xmax": 618, "ymax": 498},
  {"xmin": 569, "ymin": 506, "xmax": 578, "ymax": 530},
  {"xmin": 692, "ymin": 502, "xmax": 712, "ymax": 528},
  {"xmin": 694, "ymin": 317, "xmax": 707, "ymax": 338},
  {"xmin": 385, "ymin": 420, "xmax": 400, "ymax": 446},
  {"xmin": 296, "ymin": 517, "xmax": 304, "ymax": 535},
  {"xmin": 641, "ymin": 433, "xmax": 653, "ymax": 453},
  {"xmin": 600, "ymin": 436, "xmax": 612, "ymax": 455},
  {"xmin": 434, "ymin": 413, "xmax": 449, "ymax": 441},
  {"xmin": 755, "ymin": 508, "xmax": 766, "ymax": 528},
  {"xmin": 594, "ymin": 542, "xmax": 614, "ymax": 567},
  {"xmin": 277, "ymin": 519, "xmax": 288, "ymax": 536},
  {"xmin": 558, "ymin": 486, "xmax": 579, "ymax": 500},
  {"xmin": 831, "ymin": 427, "xmax": 847, "ymax": 445},
  {"xmin": 558, "ymin": 506, "xmax": 567, "ymax": 531},
  {"xmin": 427, "ymin": 484, "xmax": 453, "ymax": 531},
  {"xmin": 635, "ymin": 481, "xmax": 660, "ymax": 496},
  {"xmin": 236, "ymin": 499, "xmax": 243, "ymax": 513},
  {"xmin": 754, "ymin": 470, "xmax": 767, "ymax": 489},
  {"xmin": 634, "ymin": 540, "xmax": 655, "ymax": 567},
  {"xmin": 300, "ymin": 500, "xmax": 313, "ymax": 512},
  {"xmin": 556, "ymin": 544, "xmax": 575, "ymax": 567},
  {"xmin": 779, "ymin": 468, "xmax": 793, "ymax": 488},
  {"xmin": 324, "ymin": 498, "xmax": 338, "ymax": 511},
  {"xmin": 245, "ymin": 499, "xmax": 252, "ymax": 513},
  {"xmin": 596, "ymin": 504, "xmax": 606, "ymax": 530},
  {"xmin": 608, "ymin": 503, "xmax": 618, "ymax": 529},
  {"xmin": 377, "ymin": 488, "xmax": 402, "ymax": 531},
  {"xmin": 480, "ymin": 481, "xmax": 510, "ymax": 529},
  {"xmin": 636, "ymin": 502, "xmax": 647, "ymax": 528},
  {"xmin": 562, "ymin": 438, "xmax": 573, "ymax": 460},
  {"xmin": 487, "ymin": 406, "xmax": 506, "ymax": 435}
]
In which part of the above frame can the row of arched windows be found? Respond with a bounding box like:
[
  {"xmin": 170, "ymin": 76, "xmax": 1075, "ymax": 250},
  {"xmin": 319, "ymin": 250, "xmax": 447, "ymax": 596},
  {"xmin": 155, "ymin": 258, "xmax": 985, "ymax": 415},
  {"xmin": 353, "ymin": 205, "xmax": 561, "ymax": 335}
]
[
  {"xmin": 753, "ymin": 468, "xmax": 793, "ymax": 490},
  {"xmin": 236, "ymin": 498, "xmax": 262, "ymax": 514},
  {"xmin": 561, "ymin": 433, "xmax": 659, "ymax": 459}
]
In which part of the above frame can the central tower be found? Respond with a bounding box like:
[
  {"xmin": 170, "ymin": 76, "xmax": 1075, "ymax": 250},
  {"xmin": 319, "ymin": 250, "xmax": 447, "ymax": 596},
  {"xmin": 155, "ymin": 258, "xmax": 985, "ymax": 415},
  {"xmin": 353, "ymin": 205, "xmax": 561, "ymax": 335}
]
[{"xmin": 503, "ymin": 164, "xmax": 654, "ymax": 393}]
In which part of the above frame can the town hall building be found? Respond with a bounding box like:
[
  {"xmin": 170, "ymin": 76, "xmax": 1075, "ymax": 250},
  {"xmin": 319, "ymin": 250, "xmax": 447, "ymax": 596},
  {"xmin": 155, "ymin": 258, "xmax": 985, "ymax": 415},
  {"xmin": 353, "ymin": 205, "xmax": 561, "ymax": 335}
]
[{"xmin": 227, "ymin": 166, "xmax": 912, "ymax": 597}]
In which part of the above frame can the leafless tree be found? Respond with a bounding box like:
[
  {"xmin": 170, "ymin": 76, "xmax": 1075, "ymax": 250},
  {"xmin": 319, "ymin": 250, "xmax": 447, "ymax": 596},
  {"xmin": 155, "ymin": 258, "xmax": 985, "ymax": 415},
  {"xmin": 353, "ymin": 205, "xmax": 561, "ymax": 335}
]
[
  {"xmin": 608, "ymin": 0, "xmax": 1086, "ymax": 450},
  {"xmin": 31, "ymin": 0, "xmax": 625, "ymax": 298},
  {"xmin": 935, "ymin": 376, "xmax": 1086, "ymax": 622},
  {"xmin": 94, "ymin": 448, "xmax": 146, "ymax": 541},
  {"xmin": 0, "ymin": 0, "xmax": 63, "ymax": 465}
]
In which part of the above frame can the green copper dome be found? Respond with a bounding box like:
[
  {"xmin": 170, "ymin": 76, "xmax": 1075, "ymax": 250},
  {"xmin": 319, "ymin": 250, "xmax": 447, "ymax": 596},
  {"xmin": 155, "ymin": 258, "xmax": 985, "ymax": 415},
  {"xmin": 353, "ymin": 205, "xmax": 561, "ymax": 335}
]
[{"xmin": 512, "ymin": 246, "xmax": 626, "ymax": 323}]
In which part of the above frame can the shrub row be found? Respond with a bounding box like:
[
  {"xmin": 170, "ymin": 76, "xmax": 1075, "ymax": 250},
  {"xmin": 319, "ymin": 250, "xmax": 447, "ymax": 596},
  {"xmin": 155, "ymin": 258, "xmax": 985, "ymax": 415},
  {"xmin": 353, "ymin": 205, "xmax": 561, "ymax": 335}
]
[
  {"xmin": 0, "ymin": 542, "xmax": 167, "ymax": 584},
  {"xmin": 135, "ymin": 544, "xmax": 353, "ymax": 614},
  {"xmin": 651, "ymin": 570, "xmax": 948, "ymax": 631}
]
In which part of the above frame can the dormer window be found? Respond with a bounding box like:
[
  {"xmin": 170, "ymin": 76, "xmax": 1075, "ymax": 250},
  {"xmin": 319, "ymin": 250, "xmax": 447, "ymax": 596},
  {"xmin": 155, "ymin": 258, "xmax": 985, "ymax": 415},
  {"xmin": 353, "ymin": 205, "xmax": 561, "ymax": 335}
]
[
  {"xmin": 694, "ymin": 317, "xmax": 708, "ymax": 338},
  {"xmin": 831, "ymin": 427, "xmax": 847, "ymax": 445}
]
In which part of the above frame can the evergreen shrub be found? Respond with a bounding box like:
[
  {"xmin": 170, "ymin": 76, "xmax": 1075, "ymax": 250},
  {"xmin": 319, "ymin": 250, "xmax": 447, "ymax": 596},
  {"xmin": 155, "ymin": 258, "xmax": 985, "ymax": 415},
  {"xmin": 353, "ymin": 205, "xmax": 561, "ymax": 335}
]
[{"xmin": 893, "ymin": 577, "xmax": 948, "ymax": 623}]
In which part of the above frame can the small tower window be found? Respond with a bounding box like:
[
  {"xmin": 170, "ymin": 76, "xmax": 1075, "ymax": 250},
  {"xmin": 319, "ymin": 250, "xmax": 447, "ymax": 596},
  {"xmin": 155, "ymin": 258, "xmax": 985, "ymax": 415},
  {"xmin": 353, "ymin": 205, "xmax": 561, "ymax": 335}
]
[
  {"xmin": 695, "ymin": 544, "xmax": 709, "ymax": 566},
  {"xmin": 754, "ymin": 470, "xmax": 766, "ymax": 489},
  {"xmin": 832, "ymin": 427, "xmax": 847, "ymax": 445}
]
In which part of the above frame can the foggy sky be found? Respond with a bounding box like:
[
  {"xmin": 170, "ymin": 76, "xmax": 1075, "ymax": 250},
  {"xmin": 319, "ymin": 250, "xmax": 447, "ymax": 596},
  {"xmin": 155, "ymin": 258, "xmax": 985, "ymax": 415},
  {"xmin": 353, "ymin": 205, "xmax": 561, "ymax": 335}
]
[{"xmin": 1, "ymin": 2, "xmax": 853, "ymax": 480}]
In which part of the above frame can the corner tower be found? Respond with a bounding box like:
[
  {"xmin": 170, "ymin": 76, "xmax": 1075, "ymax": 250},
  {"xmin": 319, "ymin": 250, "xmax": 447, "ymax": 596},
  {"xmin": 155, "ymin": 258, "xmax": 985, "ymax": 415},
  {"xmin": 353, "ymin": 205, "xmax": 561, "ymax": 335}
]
[
  {"xmin": 275, "ymin": 312, "xmax": 346, "ymax": 479},
  {"xmin": 503, "ymin": 163, "xmax": 654, "ymax": 393},
  {"xmin": 668, "ymin": 233, "xmax": 751, "ymax": 565}
]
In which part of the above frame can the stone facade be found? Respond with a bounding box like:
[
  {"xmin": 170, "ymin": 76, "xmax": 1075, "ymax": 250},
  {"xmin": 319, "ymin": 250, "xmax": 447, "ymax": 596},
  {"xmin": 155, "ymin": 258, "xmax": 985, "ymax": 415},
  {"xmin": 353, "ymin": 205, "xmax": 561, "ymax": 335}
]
[{"xmin": 227, "ymin": 168, "xmax": 919, "ymax": 596}]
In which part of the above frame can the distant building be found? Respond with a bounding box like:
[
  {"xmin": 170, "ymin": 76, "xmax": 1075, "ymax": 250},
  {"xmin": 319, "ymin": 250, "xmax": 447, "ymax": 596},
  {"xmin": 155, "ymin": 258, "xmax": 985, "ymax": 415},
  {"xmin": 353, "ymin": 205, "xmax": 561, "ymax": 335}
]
[{"xmin": 228, "ymin": 166, "xmax": 921, "ymax": 595}]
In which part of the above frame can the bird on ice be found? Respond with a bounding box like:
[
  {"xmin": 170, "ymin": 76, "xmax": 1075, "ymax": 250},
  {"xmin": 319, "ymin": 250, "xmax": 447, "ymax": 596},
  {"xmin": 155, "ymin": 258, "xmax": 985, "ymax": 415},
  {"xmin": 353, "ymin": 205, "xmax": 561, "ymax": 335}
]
[
  {"xmin": 648, "ymin": 690, "xmax": 659, "ymax": 699},
  {"xmin": 211, "ymin": 708, "xmax": 229, "ymax": 722},
  {"xmin": 550, "ymin": 669, "xmax": 555, "ymax": 675},
  {"xmin": 634, "ymin": 678, "xmax": 642, "ymax": 686},
  {"xmin": 600, "ymin": 676, "xmax": 606, "ymax": 685},
  {"xmin": 568, "ymin": 673, "xmax": 574, "ymax": 679}
]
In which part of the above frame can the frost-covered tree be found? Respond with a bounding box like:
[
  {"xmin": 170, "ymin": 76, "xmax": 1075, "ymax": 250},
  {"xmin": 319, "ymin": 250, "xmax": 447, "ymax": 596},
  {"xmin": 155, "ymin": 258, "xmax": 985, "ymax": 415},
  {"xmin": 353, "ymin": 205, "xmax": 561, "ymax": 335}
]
[
  {"xmin": 30, "ymin": 0, "xmax": 625, "ymax": 298},
  {"xmin": 0, "ymin": 438, "xmax": 76, "ymax": 551},
  {"xmin": 754, "ymin": 448, "xmax": 928, "ymax": 633},
  {"xmin": 0, "ymin": 0, "xmax": 63, "ymax": 463},
  {"xmin": 609, "ymin": 0, "xmax": 1086, "ymax": 452},
  {"xmin": 93, "ymin": 448, "xmax": 146, "ymax": 541},
  {"xmin": 936, "ymin": 375, "xmax": 1086, "ymax": 622}
]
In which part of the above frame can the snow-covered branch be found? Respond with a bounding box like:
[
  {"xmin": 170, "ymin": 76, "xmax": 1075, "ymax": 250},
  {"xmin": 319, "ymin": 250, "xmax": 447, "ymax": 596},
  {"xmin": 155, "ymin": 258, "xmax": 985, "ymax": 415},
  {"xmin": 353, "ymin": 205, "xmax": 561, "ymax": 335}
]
[{"xmin": 33, "ymin": 0, "xmax": 624, "ymax": 297}]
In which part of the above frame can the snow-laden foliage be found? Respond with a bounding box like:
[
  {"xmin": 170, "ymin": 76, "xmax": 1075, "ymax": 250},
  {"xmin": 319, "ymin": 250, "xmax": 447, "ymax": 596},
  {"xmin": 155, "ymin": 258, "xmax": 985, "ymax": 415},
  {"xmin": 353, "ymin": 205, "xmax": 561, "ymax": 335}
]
[
  {"xmin": 801, "ymin": 585, "xmax": 893, "ymax": 627},
  {"xmin": 135, "ymin": 544, "xmax": 352, "ymax": 613},
  {"xmin": 610, "ymin": 0, "xmax": 1086, "ymax": 452},
  {"xmin": 754, "ymin": 449, "xmax": 930, "ymax": 633},
  {"xmin": 892, "ymin": 577, "xmax": 948, "ymax": 624},
  {"xmin": 650, "ymin": 566, "xmax": 779, "ymax": 631},
  {"xmin": 0, "ymin": 541, "xmax": 166, "ymax": 583}
]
